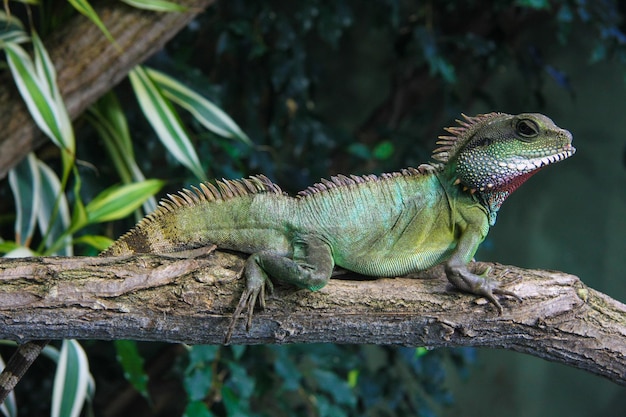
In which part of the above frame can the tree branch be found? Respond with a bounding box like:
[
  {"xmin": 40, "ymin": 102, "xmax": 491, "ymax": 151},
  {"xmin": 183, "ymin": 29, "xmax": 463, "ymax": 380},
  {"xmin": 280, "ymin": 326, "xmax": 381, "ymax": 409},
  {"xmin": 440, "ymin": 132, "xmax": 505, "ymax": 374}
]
[
  {"xmin": 0, "ymin": 0, "xmax": 214, "ymax": 179},
  {"xmin": 0, "ymin": 253, "xmax": 624, "ymax": 386}
]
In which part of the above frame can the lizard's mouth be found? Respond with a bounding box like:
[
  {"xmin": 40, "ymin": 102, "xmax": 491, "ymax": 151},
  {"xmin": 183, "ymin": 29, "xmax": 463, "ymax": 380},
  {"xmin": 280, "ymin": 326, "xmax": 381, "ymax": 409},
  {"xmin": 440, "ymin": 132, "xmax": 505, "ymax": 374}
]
[
  {"xmin": 500, "ymin": 144, "xmax": 576, "ymax": 173},
  {"xmin": 459, "ymin": 143, "xmax": 576, "ymax": 194}
]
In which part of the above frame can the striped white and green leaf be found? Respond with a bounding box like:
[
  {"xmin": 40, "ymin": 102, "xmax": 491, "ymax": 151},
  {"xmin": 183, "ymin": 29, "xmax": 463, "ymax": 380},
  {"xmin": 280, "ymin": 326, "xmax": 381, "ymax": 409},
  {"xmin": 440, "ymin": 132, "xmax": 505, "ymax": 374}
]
[
  {"xmin": 120, "ymin": 0, "xmax": 188, "ymax": 12},
  {"xmin": 71, "ymin": 234, "xmax": 114, "ymax": 252},
  {"xmin": 0, "ymin": 10, "xmax": 29, "ymax": 46},
  {"xmin": 6, "ymin": 154, "xmax": 72, "ymax": 256},
  {"xmin": 37, "ymin": 160, "xmax": 72, "ymax": 256},
  {"xmin": 84, "ymin": 180, "xmax": 164, "ymax": 225},
  {"xmin": 3, "ymin": 32, "xmax": 75, "ymax": 165},
  {"xmin": 67, "ymin": 0, "xmax": 115, "ymax": 44},
  {"xmin": 129, "ymin": 66, "xmax": 207, "ymax": 181},
  {"xmin": 68, "ymin": 174, "xmax": 163, "ymax": 252},
  {"xmin": 31, "ymin": 32, "xmax": 75, "ymax": 158},
  {"xmin": 51, "ymin": 340, "xmax": 91, "ymax": 417},
  {"xmin": 8, "ymin": 154, "xmax": 40, "ymax": 248},
  {"xmin": 146, "ymin": 67, "xmax": 252, "ymax": 145},
  {"xmin": 3, "ymin": 0, "xmax": 39, "ymax": 5},
  {"xmin": 87, "ymin": 92, "xmax": 157, "ymax": 214},
  {"xmin": 66, "ymin": 0, "xmax": 188, "ymax": 44}
]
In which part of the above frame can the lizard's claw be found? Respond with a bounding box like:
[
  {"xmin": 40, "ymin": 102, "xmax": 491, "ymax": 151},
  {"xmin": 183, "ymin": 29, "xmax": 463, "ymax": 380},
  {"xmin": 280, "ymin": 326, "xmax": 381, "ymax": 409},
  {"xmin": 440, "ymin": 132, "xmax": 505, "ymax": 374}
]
[
  {"xmin": 473, "ymin": 268, "xmax": 523, "ymax": 313},
  {"xmin": 472, "ymin": 278, "xmax": 515, "ymax": 314},
  {"xmin": 446, "ymin": 262, "xmax": 522, "ymax": 315},
  {"xmin": 224, "ymin": 271, "xmax": 273, "ymax": 344}
]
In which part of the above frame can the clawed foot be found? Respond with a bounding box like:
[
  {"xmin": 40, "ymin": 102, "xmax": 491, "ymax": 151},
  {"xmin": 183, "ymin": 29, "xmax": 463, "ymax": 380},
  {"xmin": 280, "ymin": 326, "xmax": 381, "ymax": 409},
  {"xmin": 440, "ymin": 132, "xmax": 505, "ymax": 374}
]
[
  {"xmin": 446, "ymin": 263, "xmax": 522, "ymax": 314},
  {"xmin": 224, "ymin": 268, "xmax": 273, "ymax": 344},
  {"xmin": 472, "ymin": 266, "xmax": 522, "ymax": 313}
]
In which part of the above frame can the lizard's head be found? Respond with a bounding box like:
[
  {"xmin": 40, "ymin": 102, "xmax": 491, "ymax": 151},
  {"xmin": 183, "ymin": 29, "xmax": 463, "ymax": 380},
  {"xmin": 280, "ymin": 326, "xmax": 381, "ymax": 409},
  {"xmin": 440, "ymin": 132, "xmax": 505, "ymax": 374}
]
[{"xmin": 433, "ymin": 112, "xmax": 575, "ymax": 222}]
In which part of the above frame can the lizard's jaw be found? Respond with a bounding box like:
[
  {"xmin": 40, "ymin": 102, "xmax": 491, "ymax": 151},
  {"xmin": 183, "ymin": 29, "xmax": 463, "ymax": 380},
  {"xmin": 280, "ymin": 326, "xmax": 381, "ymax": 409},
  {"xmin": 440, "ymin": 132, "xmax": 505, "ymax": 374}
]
[
  {"xmin": 457, "ymin": 143, "xmax": 575, "ymax": 194},
  {"xmin": 497, "ymin": 144, "xmax": 575, "ymax": 174},
  {"xmin": 455, "ymin": 142, "xmax": 575, "ymax": 226},
  {"xmin": 475, "ymin": 143, "xmax": 575, "ymax": 225}
]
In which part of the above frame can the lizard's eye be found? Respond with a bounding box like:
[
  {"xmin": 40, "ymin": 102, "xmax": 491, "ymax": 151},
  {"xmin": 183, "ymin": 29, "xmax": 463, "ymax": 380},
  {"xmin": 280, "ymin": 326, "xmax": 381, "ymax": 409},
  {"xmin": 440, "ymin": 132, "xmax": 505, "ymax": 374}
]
[{"xmin": 515, "ymin": 119, "xmax": 539, "ymax": 139}]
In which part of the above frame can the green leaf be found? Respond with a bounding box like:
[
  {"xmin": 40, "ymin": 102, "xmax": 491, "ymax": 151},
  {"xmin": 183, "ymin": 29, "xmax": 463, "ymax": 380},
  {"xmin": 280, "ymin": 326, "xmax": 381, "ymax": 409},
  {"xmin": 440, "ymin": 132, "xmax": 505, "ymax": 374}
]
[
  {"xmin": 226, "ymin": 362, "xmax": 255, "ymax": 400},
  {"xmin": 51, "ymin": 340, "xmax": 90, "ymax": 417},
  {"xmin": 5, "ymin": 45, "xmax": 61, "ymax": 147},
  {"xmin": 91, "ymin": 92, "xmax": 133, "ymax": 151},
  {"xmin": 372, "ymin": 141, "xmax": 394, "ymax": 160},
  {"xmin": 0, "ymin": 10, "xmax": 29, "ymax": 46},
  {"xmin": 85, "ymin": 180, "xmax": 164, "ymax": 224},
  {"xmin": 3, "ymin": 246, "xmax": 36, "ymax": 258},
  {"xmin": 40, "ymin": 343, "xmax": 61, "ymax": 363},
  {"xmin": 187, "ymin": 345, "xmax": 219, "ymax": 370},
  {"xmin": 184, "ymin": 367, "xmax": 212, "ymax": 402},
  {"xmin": 347, "ymin": 369, "xmax": 359, "ymax": 388},
  {"xmin": 70, "ymin": 191, "xmax": 88, "ymax": 240},
  {"xmin": 120, "ymin": 0, "xmax": 188, "ymax": 12},
  {"xmin": 346, "ymin": 143, "xmax": 370, "ymax": 159},
  {"xmin": 184, "ymin": 346, "xmax": 220, "ymax": 404},
  {"xmin": 87, "ymin": 92, "xmax": 157, "ymax": 213},
  {"xmin": 4, "ymin": 0, "xmax": 39, "ymax": 5},
  {"xmin": 73, "ymin": 235, "xmax": 114, "ymax": 252},
  {"xmin": 312, "ymin": 369, "xmax": 356, "ymax": 407},
  {"xmin": 8, "ymin": 153, "xmax": 40, "ymax": 247},
  {"xmin": 221, "ymin": 386, "xmax": 249, "ymax": 417},
  {"xmin": 415, "ymin": 347, "xmax": 430, "ymax": 358},
  {"xmin": 114, "ymin": 340, "xmax": 151, "ymax": 401},
  {"xmin": 4, "ymin": 34, "xmax": 75, "ymax": 165},
  {"xmin": 31, "ymin": 32, "xmax": 76, "ymax": 157},
  {"xmin": 272, "ymin": 347, "xmax": 302, "ymax": 391},
  {"xmin": 0, "ymin": 241, "xmax": 21, "ymax": 256},
  {"xmin": 146, "ymin": 67, "xmax": 252, "ymax": 145},
  {"xmin": 229, "ymin": 345, "xmax": 246, "ymax": 360},
  {"xmin": 315, "ymin": 394, "xmax": 348, "ymax": 417},
  {"xmin": 183, "ymin": 400, "xmax": 214, "ymax": 417},
  {"xmin": 37, "ymin": 160, "xmax": 72, "ymax": 256},
  {"xmin": 67, "ymin": 0, "xmax": 116, "ymax": 44},
  {"xmin": 129, "ymin": 66, "xmax": 207, "ymax": 181}
]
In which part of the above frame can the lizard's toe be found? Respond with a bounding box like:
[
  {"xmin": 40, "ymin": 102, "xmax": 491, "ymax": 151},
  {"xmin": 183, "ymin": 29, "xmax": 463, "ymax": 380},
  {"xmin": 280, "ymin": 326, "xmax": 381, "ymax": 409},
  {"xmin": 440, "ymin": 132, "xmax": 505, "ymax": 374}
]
[
  {"xmin": 224, "ymin": 278, "xmax": 268, "ymax": 343},
  {"xmin": 478, "ymin": 281, "xmax": 522, "ymax": 314}
]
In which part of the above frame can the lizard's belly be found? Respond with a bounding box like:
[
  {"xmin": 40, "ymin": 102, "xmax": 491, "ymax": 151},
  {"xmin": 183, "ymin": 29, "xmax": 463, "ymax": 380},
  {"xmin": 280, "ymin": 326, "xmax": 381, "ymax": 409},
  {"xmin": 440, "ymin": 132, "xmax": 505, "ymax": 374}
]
[{"xmin": 335, "ymin": 246, "xmax": 455, "ymax": 277}]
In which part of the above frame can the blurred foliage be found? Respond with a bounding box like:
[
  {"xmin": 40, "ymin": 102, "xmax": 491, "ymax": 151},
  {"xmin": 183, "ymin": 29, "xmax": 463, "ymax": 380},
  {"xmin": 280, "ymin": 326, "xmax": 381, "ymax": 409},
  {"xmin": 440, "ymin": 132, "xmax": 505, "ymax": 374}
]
[
  {"xmin": 179, "ymin": 344, "xmax": 474, "ymax": 417},
  {"xmin": 2, "ymin": 0, "xmax": 626, "ymax": 416}
]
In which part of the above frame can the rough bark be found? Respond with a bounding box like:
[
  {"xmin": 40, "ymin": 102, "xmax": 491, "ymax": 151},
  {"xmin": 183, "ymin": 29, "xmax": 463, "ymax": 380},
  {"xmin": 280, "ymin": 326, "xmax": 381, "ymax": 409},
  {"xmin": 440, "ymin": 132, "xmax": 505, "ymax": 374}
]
[
  {"xmin": 0, "ymin": 252, "xmax": 624, "ymax": 386},
  {"xmin": 0, "ymin": 0, "xmax": 214, "ymax": 179}
]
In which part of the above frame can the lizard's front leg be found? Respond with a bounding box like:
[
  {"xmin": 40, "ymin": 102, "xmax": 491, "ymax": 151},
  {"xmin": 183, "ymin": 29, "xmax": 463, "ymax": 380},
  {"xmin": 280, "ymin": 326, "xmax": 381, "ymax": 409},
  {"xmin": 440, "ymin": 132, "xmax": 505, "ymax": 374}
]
[
  {"xmin": 444, "ymin": 225, "xmax": 520, "ymax": 313},
  {"xmin": 225, "ymin": 234, "xmax": 334, "ymax": 343}
]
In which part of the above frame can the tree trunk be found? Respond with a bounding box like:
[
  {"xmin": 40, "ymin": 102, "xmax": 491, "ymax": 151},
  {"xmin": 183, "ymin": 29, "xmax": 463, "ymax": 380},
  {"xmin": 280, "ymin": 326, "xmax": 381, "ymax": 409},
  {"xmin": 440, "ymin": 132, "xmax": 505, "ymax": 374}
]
[
  {"xmin": 0, "ymin": 252, "xmax": 624, "ymax": 386},
  {"xmin": 0, "ymin": 0, "xmax": 214, "ymax": 179}
]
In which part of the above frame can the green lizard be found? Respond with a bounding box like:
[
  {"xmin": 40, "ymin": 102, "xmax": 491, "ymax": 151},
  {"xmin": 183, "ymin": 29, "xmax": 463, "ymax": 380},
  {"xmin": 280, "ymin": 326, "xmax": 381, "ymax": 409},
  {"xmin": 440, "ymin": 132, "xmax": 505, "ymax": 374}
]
[
  {"xmin": 101, "ymin": 112, "xmax": 575, "ymax": 340},
  {"xmin": 0, "ymin": 112, "xmax": 574, "ymax": 403}
]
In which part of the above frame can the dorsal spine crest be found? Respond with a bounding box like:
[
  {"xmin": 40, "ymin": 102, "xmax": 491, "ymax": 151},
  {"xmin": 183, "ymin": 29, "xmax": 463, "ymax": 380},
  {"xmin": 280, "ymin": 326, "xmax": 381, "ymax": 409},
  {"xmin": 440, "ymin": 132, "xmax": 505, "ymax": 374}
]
[
  {"xmin": 432, "ymin": 112, "xmax": 502, "ymax": 163},
  {"xmin": 160, "ymin": 175, "xmax": 281, "ymax": 210},
  {"xmin": 297, "ymin": 166, "xmax": 433, "ymax": 198}
]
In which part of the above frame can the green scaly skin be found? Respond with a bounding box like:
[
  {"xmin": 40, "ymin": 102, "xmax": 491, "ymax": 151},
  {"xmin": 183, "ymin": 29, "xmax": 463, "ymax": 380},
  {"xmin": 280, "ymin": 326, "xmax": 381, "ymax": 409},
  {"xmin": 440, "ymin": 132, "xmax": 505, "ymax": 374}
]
[{"xmin": 100, "ymin": 112, "xmax": 575, "ymax": 342}]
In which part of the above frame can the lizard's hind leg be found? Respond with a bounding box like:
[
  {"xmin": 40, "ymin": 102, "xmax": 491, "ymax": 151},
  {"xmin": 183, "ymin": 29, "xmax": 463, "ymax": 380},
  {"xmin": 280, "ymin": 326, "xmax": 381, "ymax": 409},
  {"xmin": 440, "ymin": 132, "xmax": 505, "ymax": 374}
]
[{"xmin": 225, "ymin": 234, "xmax": 334, "ymax": 343}]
